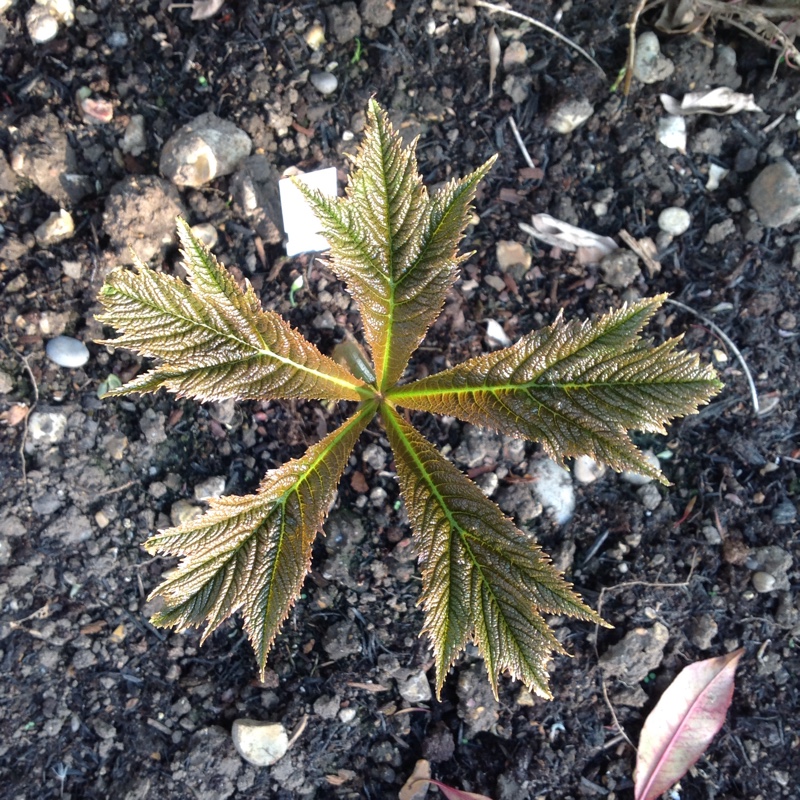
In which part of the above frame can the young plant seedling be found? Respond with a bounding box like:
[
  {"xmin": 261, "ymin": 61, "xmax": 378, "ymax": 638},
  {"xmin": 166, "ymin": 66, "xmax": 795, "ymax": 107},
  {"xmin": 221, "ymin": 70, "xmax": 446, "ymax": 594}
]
[{"xmin": 97, "ymin": 100, "xmax": 721, "ymax": 698}]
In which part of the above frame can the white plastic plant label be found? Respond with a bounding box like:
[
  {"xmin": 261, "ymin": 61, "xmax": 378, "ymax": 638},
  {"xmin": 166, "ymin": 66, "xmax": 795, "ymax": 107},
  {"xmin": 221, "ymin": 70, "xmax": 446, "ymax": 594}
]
[{"xmin": 279, "ymin": 167, "xmax": 338, "ymax": 256}]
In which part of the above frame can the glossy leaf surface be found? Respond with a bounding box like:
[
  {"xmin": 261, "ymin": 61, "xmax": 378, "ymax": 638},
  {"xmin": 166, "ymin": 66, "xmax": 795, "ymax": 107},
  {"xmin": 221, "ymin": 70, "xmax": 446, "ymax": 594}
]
[
  {"xmin": 297, "ymin": 99, "xmax": 495, "ymax": 390},
  {"xmin": 634, "ymin": 648, "xmax": 744, "ymax": 800},
  {"xmin": 97, "ymin": 220, "xmax": 365, "ymax": 402},
  {"xmin": 145, "ymin": 404, "xmax": 375, "ymax": 673},
  {"xmin": 382, "ymin": 406, "xmax": 605, "ymax": 697},
  {"xmin": 389, "ymin": 296, "xmax": 722, "ymax": 481}
]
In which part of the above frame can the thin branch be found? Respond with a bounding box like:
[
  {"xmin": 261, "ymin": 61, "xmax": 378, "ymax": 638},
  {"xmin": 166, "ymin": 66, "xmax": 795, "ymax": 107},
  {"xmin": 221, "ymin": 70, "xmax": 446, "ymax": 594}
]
[
  {"xmin": 623, "ymin": 0, "xmax": 649, "ymax": 97},
  {"xmin": 473, "ymin": 0, "xmax": 606, "ymax": 77},
  {"xmin": 4, "ymin": 334, "xmax": 39, "ymax": 485},
  {"xmin": 664, "ymin": 298, "xmax": 760, "ymax": 415}
]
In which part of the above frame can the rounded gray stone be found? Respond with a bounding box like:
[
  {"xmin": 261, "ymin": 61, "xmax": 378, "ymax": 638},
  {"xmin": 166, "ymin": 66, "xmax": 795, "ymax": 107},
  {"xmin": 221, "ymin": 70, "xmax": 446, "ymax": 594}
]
[
  {"xmin": 45, "ymin": 335, "xmax": 89, "ymax": 368},
  {"xmin": 633, "ymin": 32, "xmax": 674, "ymax": 84},
  {"xmin": 749, "ymin": 161, "xmax": 800, "ymax": 228},
  {"xmin": 310, "ymin": 71, "xmax": 338, "ymax": 96}
]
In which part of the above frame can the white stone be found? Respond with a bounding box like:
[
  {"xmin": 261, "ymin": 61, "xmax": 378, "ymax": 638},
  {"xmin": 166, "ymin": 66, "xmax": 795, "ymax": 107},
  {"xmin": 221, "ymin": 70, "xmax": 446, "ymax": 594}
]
[
  {"xmin": 657, "ymin": 115, "xmax": 687, "ymax": 151},
  {"xmin": 121, "ymin": 114, "xmax": 147, "ymax": 156},
  {"xmin": 310, "ymin": 71, "xmax": 338, "ymax": 96},
  {"xmin": 62, "ymin": 260, "xmax": 82, "ymax": 279},
  {"xmin": 35, "ymin": 209, "xmax": 74, "ymax": 247},
  {"xmin": 194, "ymin": 475, "xmax": 226, "ymax": 501},
  {"xmin": 40, "ymin": 0, "xmax": 74, "ymax": 24},
  {"xmin": 170, "ymin": 499, "xmax": 202, "ymax": 528},
  {"xmin": 621, "ymin": 450, "xmax": 662, "ymax": 485},
  {"xmin": 28, "ymin": 410, "xmax": 68, "ymax": 444},
  {"xmin": 231, "ymin": 719, "xmax": 289, "ymax": 767},
  {"xmin": 0, "ymin": 0, "xmax": 15, "ymax": 15},
  {"xmin": 658, "ymin": 207, "xmax": 691, "ymax": 236},
  {"xmin": 160, "ymin": 112, "xmax": 252, "ymax": 188},
  {"xmin": 191, "ymin": 223, "xmax": 218, "ymax": 250},
  {"xmin": 547, "ymin": 98, "xmax": 594, "ymax": 134},
  {"xmin": 573, "ymin": 455, "xmax": 606, "ymax": 484},
  {"xmin": 485, "ymin": 319, "xmax": 511, "ymax": 348},
  {"xmin": 27, "ymin": 5, "xmax": 59, "ymax": 43},
  {"xmin": 45, "ymin": 335, "xmax": 89, "ymax": 368},
  {"xmin": 633, "ymin": 32, "xmax": 674, "ymax": 84},
  {"xmin": 531, "ymin": 458, "xmax": 575, "ymax": 525}
]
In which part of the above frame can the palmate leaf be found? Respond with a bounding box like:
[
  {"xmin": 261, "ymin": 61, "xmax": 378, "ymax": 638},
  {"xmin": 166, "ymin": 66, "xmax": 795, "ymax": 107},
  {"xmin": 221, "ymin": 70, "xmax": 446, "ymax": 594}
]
[
  {"xmin": 389, "ymin": 296, "xmax": 722, "ymax": 482},
  {"xmin": 145, "ymin": 402, "xmax": 376, "ymax": 671},
  {"xmin": 97, "ymin": 219, "xmax": 366, "ymax": 402},
  {"xmin": 296, "ymin": 99, "xmax": 496, "ymax": 391},
  {"xmin": 382, "ymin": 406, "xmax": 606, "ymax": 698}
]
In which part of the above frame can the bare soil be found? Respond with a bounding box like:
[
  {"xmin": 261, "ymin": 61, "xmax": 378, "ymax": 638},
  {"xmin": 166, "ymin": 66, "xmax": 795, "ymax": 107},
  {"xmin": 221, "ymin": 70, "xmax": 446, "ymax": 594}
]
[{"xmin": 0, "ymin": 2, "xmax": 798, "ymax": 799}]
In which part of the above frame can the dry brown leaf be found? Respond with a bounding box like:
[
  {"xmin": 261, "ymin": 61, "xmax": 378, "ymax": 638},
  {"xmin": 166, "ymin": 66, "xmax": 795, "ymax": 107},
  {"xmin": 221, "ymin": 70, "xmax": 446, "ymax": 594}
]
[
  {"xmin": 2, "ymin": 404, "xmax": 30, "ymax": 426},
  {"xmin": 520, "ymin": 215, "xmax": 618, "ymax": 265},
  {"xmin": 661, "ymin": 87, "xmax": 763, "ymax": 116}
]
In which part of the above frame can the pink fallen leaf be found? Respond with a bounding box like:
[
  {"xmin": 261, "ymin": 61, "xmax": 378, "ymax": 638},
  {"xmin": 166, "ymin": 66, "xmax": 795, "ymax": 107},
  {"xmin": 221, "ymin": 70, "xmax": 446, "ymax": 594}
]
[
  {"xmin": 634, "ymin": 648, "xmax": 744, "ymax": 800},
  {"xmin": 409, "ymin": 779, "xmax": 493, "ymax": 800}
]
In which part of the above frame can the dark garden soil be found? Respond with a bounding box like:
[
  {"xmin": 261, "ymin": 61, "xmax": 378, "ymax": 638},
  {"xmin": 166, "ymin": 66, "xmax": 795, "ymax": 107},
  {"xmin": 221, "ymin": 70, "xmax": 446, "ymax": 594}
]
[{"xmin": 1, "ymin": 1, "xmax": 798, "ymax": 798}]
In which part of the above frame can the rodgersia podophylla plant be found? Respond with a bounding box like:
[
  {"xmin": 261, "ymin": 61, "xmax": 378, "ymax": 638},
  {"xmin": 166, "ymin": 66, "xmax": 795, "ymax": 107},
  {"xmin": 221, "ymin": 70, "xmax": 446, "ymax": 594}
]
[{"xmin": 97, "ymin": 100, "xmax": 721, "ymax": 698}]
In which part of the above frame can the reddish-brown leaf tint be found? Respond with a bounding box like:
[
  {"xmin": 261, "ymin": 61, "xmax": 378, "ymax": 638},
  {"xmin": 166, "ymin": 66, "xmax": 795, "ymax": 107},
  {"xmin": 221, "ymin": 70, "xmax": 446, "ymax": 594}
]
[
  {"xmin": 410, "ymin": 779, "xmax": 493, "ymax": 800},
  {"xmin": 634, "ymin": 648, "xmax": 745, "ymax": 800}
]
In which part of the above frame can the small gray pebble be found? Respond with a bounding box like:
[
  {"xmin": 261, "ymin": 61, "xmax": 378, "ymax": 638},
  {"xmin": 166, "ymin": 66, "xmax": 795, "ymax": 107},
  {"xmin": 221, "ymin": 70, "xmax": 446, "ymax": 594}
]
[
  {"xmin": 658, "ymin": 207, "xmax": 691, "ymax": 236},
  {"xmin": 752, "ymin": 571, "xmax": 776, "ymax": 593},
  {"xmin": 310, "ymin": 72, "xmax": 338, "ymax": 96},
  {"xmin": 45, "ymin": 335, "xmax": 89, "ymax": 368},
  {"xmin": 772, "ymin": 499, "xmax": 797, "ymax": 525}
]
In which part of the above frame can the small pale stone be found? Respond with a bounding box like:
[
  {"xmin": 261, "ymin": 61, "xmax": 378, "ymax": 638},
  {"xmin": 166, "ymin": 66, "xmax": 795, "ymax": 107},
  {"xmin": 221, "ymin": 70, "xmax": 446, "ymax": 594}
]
[
  {"xmin": 398, "ymin": 671, "xmax": 432, "ymax": 704},
  {"xmin": 485, "ymin": 319, "xmax": 511, "ymax": 348},
  {"xmin": 231, "ymin": 719, "xmax": 289, "ymax": 767},
  {"xmin": 547, "ymin": 98, "xmax": 594, "ymax": 134},
  {"xmin": 658, "ymin": 207, "xmax": 691, "ymax": 236},
  {"xmin": 503, "ymin": 40, "xmax": 528, "ymax": 69},
  {"xmin": 749, "ymin": 161, "xmax": 800, "ymax": 227},
  {"xmin": 573, "ymin": 455, "xmax": 606, "ymax": 484},
  {"xmin": 45, "ymin": 335, "xmax": 89, "ymax": 368},
  {"xmin": 121, "ymin": 114, "xmax": 147, "ymax": 156},
  {"xmin": 752, "ymin": 571, "xmax": 776, "ymax": 593},
  {"xmin": 62, "ymin": 260, "xmax": 82, "ymax": 279},
  {"xmin": 304, "ymin": 22, "xmax": 325, "ymax": 49},
  {"xmin": 637, "ymin": 483, "xmax": 662, "ymax": 511},
  {"xmin": 310, "ymin": 72, "xmax": 338, "ymax": 96},
  {"xmin": 28, "ymin": 410, "xmax": 68, "ymax": 444},
  {"xmin": 194, "ymin": 475, "xmax": 226, "ymax": 501},
  {"xmin": 621, "ymin": 450, "xmax": 661, "ymax": 485},
  {"xmin": 496, "ymin": 240, "xmax": 531, "ymax": 271},
  {"xmin": 600, "ymin": 249, "xmax": 640, "ymax": 289},
  {"xmin": 531, "ymin": 458, "xmax": 575, "ymax": 525},
  {"xmin": 170, "ymin": 499, "xmax": 202, "ymax": 527},
  {"xmin": 190, "ymin": 223, "xmax": 218, "ymax": 250},
  {"xmin": 0, "ymin": 369, "xmax": 14, "ymax": 394},
  {"xmin": 35, "ymin": 209, "xmax": 74, "ymax": 246},
  {"xmin": 633, "ymin": 32, "xmax": 674, "ymax": 84},
  {"xmin": 657, "ymin": 115, "xmax": 687, "ymax": 151},
  {"xmin": 27, "ymin": 5, "xmax": 59, "ymax": 43}
]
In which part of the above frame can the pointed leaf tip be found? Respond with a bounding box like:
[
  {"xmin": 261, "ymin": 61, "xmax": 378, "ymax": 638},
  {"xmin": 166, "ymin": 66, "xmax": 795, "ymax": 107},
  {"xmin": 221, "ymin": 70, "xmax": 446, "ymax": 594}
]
[{"xmin": 634, "ymin": 648, "xmax": 744, "ymax": 800}]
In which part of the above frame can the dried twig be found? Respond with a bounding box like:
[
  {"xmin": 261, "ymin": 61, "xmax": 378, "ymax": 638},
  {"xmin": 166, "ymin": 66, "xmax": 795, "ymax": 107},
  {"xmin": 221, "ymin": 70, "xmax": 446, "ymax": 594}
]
[
  {"xmin": 664, "ymin": 298, "xmax": 760, "ymax": 415},
  {"xmin": 3, "ymin": 334, "xmax": 39, "ymax": 485},
  {"xmin": 507, "ymin": 115, "xmax": 535, "ymax": 168},
  {"xmin": 623, "ymin": 0, "xmax": 649, "ymax": 96},
  {"xmin": 473, "ymin": 0, "xmax": 606, "ymax": 77}
]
